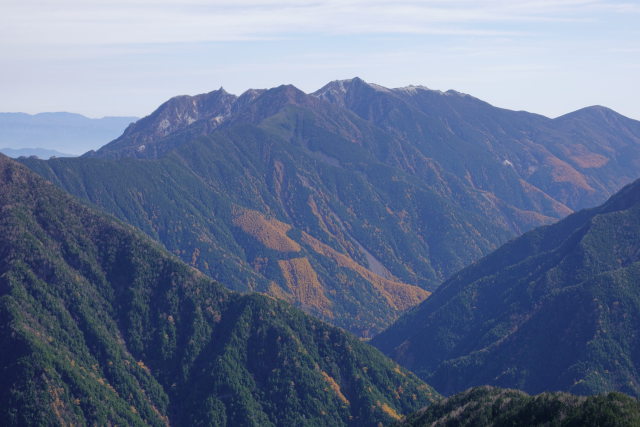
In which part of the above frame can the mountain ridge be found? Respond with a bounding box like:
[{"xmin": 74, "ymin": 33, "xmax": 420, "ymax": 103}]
[
  {"xmin": 373, "ymin": 176, "xmax": 640, "ymax": 397},
  {"xmin": 0, "ymin": 153, "xmax": 439, "ymax": 425},
  {"xmin": 397, "ymin": 386, "xmax": 640, "ymax": 426},
  {"xmin": 21, "ymin": 78, "xmax": 640, "ymax": 336}
]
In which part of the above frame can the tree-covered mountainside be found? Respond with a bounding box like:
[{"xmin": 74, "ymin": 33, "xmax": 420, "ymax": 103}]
[
  {"xmin": 21, "ymin": 79, "xmax": 640, "ymax": 336},
  {"xmin": 373, "ymin": 178, "xmax": 640, "ymax": 397},
  {"xmin": 0, "ymin": 155, "xmax": 439, "ymax": 426},
  {"xmin": 397, "ymin": 386, "xmax": 640, "ymax": 426},
  {"xmin": 314, "ymin": 79, "xmax": 640, "ymax": 213}
]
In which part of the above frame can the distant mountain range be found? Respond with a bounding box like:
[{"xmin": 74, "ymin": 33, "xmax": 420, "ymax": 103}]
[
  {"xmin": 0, "ymin": 154, "xmax": 439, "ymax": 425},
  {"xmin": 373, "ymin": 177, "xmax": 640, "ymax": 397},
  {"xmin": 0, "ymin": 147, "xmax": 73, "ymax": 159},
  {"xmin": 21, "ymin": 78, "xmax": 640, "ymax": 337},
  {"xmin": 0, "ymin": 112, "xmax": 137, "ymax": 155}
]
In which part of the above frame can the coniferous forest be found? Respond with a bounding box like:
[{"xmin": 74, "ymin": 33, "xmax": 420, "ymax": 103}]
[{"xmin": 3, "ymin": 77, "xmax": 640, "ymax": 426}]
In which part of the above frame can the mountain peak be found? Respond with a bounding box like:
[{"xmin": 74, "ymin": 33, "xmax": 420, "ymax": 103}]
[
  {"xmin": 393, "ymin": 85, "xmax": 433, "ymax": 94},
  {"xmin": 312, "ymin": 77, "xmax": 394, "ymax": 107},
  {"xmin": 312, "ymin": 79, "xmax": 353, "ymax": 107},
  {"xmin": 556, "ymin": 105, "xmax": 623, "ymax": 121},
  {"xmin": 87, "ymin": 87, "xmax": 238, "ymax": 158},
  {"xmin": 235, "ymin": 84, "xmax": 317, "ymax": 117},
  {"xmin": 270, "ymin": 83, "xmax": 308, "ymax": 100}
]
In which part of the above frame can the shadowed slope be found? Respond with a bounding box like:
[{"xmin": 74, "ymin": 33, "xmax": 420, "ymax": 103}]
[
  {"xmin": 22, "ymin": 79, "xmax": 640, "ymax": 336},
  {"xmin": 0, "ymin": 155, "xmax": 439, "ymax": 426},
  {"xmin": 374, "ymin": 178, "xmax": 640, "ymax": 397}
]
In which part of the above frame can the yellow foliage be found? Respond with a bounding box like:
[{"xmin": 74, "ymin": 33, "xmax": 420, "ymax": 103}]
[
  {"xmin": 518, "ymin": 179, "xmax": 572, "ymax": 217},
  {"xmin": 307, "ymin": 196, "xmax": 331, "ymax": 236},
  {"xmin": 378, "ymin": 402, "xmax": 401, "ymax": 420},
  {"xmin": 233, "ymin": 208, "xmax": 301, "ymax": 252},
  {"xmin": 560, "ymin": 143, "xmax": 609, "ymax": 169},
  {"xmin": 278, "ymin": 257, "xmax": 333, "ymax": 318},
  {"xmin": 321, "ymin": 371, "xmax": 350, "ymax": 405},
  {"xmin": 267, "ymin": 281, "xmax": 294, "ymax": 303},
  {"xmin": 546, "ymin": 155, "xmax": 593, "ymax": 190},
  {"xmin": 301, "ymin": 232, "xmax": 429, "ymax": 311}
]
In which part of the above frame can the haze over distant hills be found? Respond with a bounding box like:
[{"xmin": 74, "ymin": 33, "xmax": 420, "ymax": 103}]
[
  {"xmin": 0, "ymin": 147, "xmax": 73, "ymax": 159},
  {"xmin": 21, "ymin": 78, "xmax": 640, "ymax": 337},
  {"xmin": 0, "ymin": 112, "xmax": 137, "ymax": 155},
  {"xmin": 373, "ymin": 177, "xmax": 640, "ymax": 398}
]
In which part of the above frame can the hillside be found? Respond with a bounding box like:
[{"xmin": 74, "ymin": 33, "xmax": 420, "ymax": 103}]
[
  {"xmin": 0, "ymin": 154, "xmax": 439, "ymax": 426},
  {"xmin": 373, "ymin": 177, "xmax": 640, "ymax": 397},
  {"xmin": 315, "ymin": 78, "xmax": 640, "ymax": 213},
  {"xmin": 21, "ymin": 79, "xmax": 640, "ymax": 336},
  {"xmin": 397, "ymin": 386, "xmax": 640, "ymax": 426}
]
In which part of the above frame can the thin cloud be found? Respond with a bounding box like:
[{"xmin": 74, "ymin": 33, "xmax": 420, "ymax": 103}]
[{"xmin": 2, "ymin": 0, "xmax": 637, "ymax": 46}]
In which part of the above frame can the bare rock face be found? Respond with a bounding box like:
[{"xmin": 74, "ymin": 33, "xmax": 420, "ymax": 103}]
[{"xmin": 87, "ymin": 88, "xmax": 238, "ymax": 158}]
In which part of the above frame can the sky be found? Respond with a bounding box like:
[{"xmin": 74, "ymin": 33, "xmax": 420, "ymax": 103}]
[{"xmin": 1, "ymin": 0, "xmax": 639, "ymax": 119}]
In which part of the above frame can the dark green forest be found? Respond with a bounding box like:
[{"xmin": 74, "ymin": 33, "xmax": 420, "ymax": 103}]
[
  {"xmin": 398, "ymin": 386, "xmax": 640, "ymax": 426},
  {"xmin": 21, "ymin": 79, "xmax": 640, "ymax": 337},
  {"xmin": 0, "ymin": 155, "xmax": 438, "ymax": 426},
  {"xmin": 374, "ymin": 178, "xmax": 640, "ymax": 397}
]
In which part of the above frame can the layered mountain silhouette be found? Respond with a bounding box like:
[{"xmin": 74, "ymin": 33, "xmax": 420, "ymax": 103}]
[
  {"xmin": 0, "ymin": 112, "xmax": 136, "ymax": 155},
  {"xmin": 0, "ymin": 147, "xmax": 73, "ymax": 159},
  {"xmin": 373, "ymin": 177, "xmax": 640, "ymax": 397},
  {"xmin": 0, "ymin": 154, "xmax": 439, "ymax": 426},
  {"xmin": 90, "ymin": 77, "xmax": 640, "ymax": 214},
  {"xmin": 21, "ymin": 78, "xmax": 640, "ymax": 336}
]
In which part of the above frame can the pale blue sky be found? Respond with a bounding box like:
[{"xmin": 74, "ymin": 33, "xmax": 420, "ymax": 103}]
[{"xmin": 2, "ymin": 0, "xmax": 639, "ymax": 119}]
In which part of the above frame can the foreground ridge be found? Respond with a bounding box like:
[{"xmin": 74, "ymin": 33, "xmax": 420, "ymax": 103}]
[
  {"xmin": 397, "ymin": 386, "xmax": 640, "ymax": 426},
  {"xmin": 0, "ymin": 154, "xmax": 439, "ymax": 426},
  {"xmin": 373, "ymin": 177, "xmax": 640, "ymax": 397}
]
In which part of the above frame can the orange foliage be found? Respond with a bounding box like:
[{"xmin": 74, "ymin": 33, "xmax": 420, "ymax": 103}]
[
  {"xmin": 378, "ymin": 401, "xmax": 401, "ymax": 420},
  {"xmin": 278, "ymin": 257, "xmax": 333, "ymax": 318},
  {"xmin": 233, "ymin": 208, "xmax": 301, "ymax": 252},
  {"xmin": 267, "ymin": 281, "xmax": 294, "ymax": 303},
  {"xmin": 518, "ymin": 179, "xmax": 573, "ymax": 217},
  {"xmin": 570, "ymin": 153, "xmax": 609, "ymax": 169},
  {"xmin": 560, "ymin": 143, "xmax": 609, "ymax": 169},
  {"xmin": 301, "ymin": 232, "xmax": 429, "ymax": 311},
  {"xmin": 545, "ymin": 156, "xmax": 593, "ymax": 191},
  {"xmin": 321, "ymin": 371, "xmax": 350, "ymax": 405}
]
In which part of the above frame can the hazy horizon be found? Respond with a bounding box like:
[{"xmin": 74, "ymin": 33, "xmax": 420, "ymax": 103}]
[
  {"xmin": 1, "ymin": 77, "xmax": 637, "ymax": 122},
  {"xmin": 2, "ymin": 1, "xmax": 639, "ymax": 120}
]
